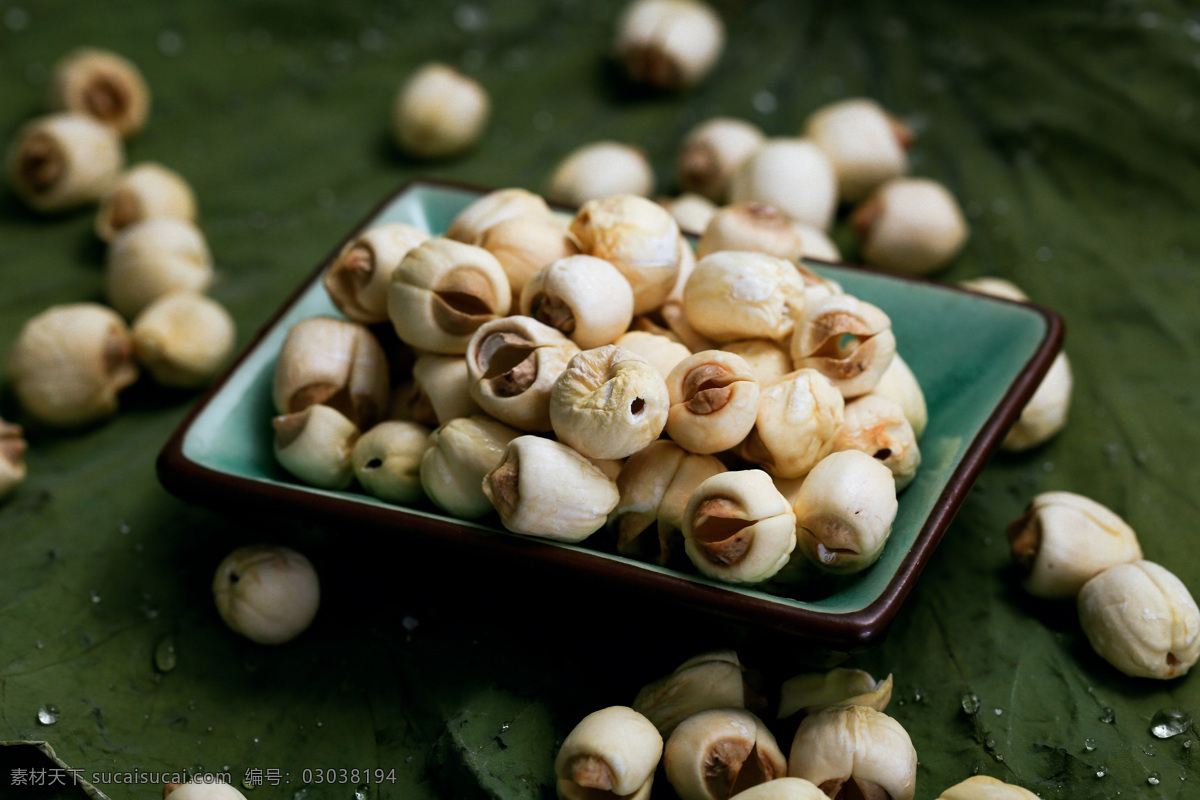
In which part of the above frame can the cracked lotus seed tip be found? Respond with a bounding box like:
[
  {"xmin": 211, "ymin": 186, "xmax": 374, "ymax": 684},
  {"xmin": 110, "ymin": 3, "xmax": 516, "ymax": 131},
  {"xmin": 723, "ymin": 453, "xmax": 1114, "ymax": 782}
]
[
  {"xmin": 95, "ymin": 162, "xmax": 197, "ymax": 242},
  {"xmin": 49, "ymin": 47, "xmax": 150, "ymax": 138},
  {"xmin": 213, "ymin": 545, "xmax": 320, "ymax": 645},
  {"xmin": 386, "ymin": 237, "xmax": 512, "ymax": 354},
  {"xmin": 682, "ymin": 469, "xmax": 797, "ymax": 585},
  {"xmin": 1006, "ymin": 491, "xmax": 1142, "ymax": 599},
  {"xmin": 555, "ymin": 706, "xmax": 663, "ymax": 800},
  {"xmin": 272, "ymin": 315, "xmax": 390, "ymax": 430},
  {"xmin": 663, "ymin": 707, "xmax": 786, "ymax": 800},
  {"xmin": 392, "ymin": 63, "xmax": 489, "ymax": 159},
  {"xmin": 325, "ymin": 222, "xmax": 430, "ymax": 324},
  {"xmin": 7, "ymin": 111, "xmax": 124, "ymax": 213}
]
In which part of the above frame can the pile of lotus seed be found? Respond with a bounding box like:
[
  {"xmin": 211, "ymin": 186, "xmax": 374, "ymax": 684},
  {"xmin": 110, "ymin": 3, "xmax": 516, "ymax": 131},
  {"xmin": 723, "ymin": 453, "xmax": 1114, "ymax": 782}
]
[
  {"xmin": 1, "ymin": 47, "xmax": 236, "ymax": 501},
  {"xmin": 271, "ymin": 185, "xmax": 926, "ymax": 588},
  {"xmin": 552, "ymin": 649, "xmax": 1040, "ymax": 800}
]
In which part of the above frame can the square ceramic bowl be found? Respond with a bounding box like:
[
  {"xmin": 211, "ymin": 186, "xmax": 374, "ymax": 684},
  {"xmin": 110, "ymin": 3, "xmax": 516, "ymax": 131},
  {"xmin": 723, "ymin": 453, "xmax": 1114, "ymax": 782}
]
[{"xmin": 158, "ymin": 180, "xmax": 1062, "ymax": 653}]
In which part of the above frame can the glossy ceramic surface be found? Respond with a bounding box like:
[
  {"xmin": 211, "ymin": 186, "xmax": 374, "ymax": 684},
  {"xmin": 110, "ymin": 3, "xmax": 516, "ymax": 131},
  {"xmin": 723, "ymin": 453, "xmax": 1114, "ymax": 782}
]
[{"xmin": 158, "ymin": 180, "xmax": 1063, "ymax": 651}]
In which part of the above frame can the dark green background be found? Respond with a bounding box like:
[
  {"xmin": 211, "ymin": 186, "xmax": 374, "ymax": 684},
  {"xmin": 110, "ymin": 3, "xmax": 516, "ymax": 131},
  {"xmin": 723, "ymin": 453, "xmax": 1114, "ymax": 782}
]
[{"xmin": 3, "ymin": 1, "xmax": 1200, "ymax": 798}]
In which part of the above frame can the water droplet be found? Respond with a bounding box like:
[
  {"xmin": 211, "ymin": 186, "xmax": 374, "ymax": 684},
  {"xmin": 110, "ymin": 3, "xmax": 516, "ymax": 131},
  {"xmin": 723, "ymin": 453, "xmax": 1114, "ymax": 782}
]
[
  {"xmin": 1096, "ymin": 767, "xmax": 1107, "ymax": 778},
  {"xmin": 89, "ymin": 590, "xmax": 102, "ymax": 604},
  {"xmin": 1148, "ymin": 773, "xmax": 1161, "ymax": 786},
  {"xmin": 35, "ymin": 639, "xmax": 44, "ymax": 649},
  {"xmin": 316, "ymin": 719, "xmax": 324, "ymax": 728},
  {"xmin": 188, "ymin": 699, "xmax": 196, "ymax": 710},
  {"xmin": 36, "ymin": 704, "xmax": 59, "ymax": 725},
  {"xmin": 293, "ymin": 791, "xmax": 309, "ymax": 800},
  {"xmin": 994, "ymin": 708, "xmax": 1004, "ymax": 716},
  {"xmin": 354, "ymin": 785, "xmax": 369, "ymax": 800},
  {"xmin": 1099, "ymin": 707, "xmax": 1116, "ymax": 724},
  {"xmin": 1084, "ymin": 738, "xmax": 1096, "ymax": 752},
  {"xmin": 960, "ymin": 693, "xmax": 980, "ymax": 714},
  {"xmin": 500, "ymin": 722, "xmax": 510, "ymax": 732},
  {"xmin": 912, "ymin": 688, "xmax": 925, "ymax": 702},
  {"xmin": 157, "ymin": 29, "xmax": 184, "ymax": 57},
  {"xmin": 752, "ymin": 91, "xmax": 777, "ymax": 114},
  {"xmin": 1143, "ymin": 744, "xmax": 1156, "ymax": 756},
  {"xmin": 253, "ymin": 737, "xmax": 260, "ymax": 744},
  {"xmin": 206, "ymin": 726, "xmax": 214, "ymax": 733},
  {"xmin": 401, "ymin": 616, "xmax": 419, "ymax": 631},
  {"xmin": 1185, "ymin": 739, "xmax": 1194, "ymax": 749},
  {"xmin": 144, "ymin": 606, "xmax": 159, "ymax": 620},
  {"xmin": 5, "ymin": 7, "xmax": 29, "ymax": 32},
  {"xmin": 985, "ymin": 737, "xmax": 996, "ymax": 748},
  {"xmin": 405, "ymin": 755, "xmax": 413, "ymax": 763},
  {"xmin": 454, "ymin": 4, "xmax": 488, "ymax": 32},
  {"xmin": 1150, "ymin": 708, "xmax": 1192, "ymax": 738},
  {"xmin": 154, "ymin": 637, "xmax": 178, "ymax": 672},
  {"xmin": 118, "ymin": 520, "xmax": 131, "ymax": 534}
]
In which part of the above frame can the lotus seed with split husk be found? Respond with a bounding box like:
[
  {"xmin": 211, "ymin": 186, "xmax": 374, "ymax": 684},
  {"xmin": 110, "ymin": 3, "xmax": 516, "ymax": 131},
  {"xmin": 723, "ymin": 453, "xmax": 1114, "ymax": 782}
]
[
  {"xmin": 95, "ymin": 162, "xmax": 196, "ymax": 242},
  {"xmin": 664, "ymin": 708, "xmax": 787, "ymax": 800},
  {"xmin": 49, "ymin": 47, "xmax": 150, "ymax": 138},
  {"xmin": 7, "ymin": 112, "xmax": 123, "ymax": 212},
  {"xmin": 555, "ymin": 706, "xmax": 662, "ymax": 800},
  {"xmin": 324, "ymin": 223, "xmax": 430, "ymax": 324}
]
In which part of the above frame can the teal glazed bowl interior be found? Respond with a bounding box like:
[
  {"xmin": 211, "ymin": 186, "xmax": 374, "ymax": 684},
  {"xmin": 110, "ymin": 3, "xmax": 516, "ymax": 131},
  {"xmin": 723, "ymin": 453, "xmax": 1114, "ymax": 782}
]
[{"xmin": 158, "ymin": 180, "xmax": 1062, "ymax": 652}]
